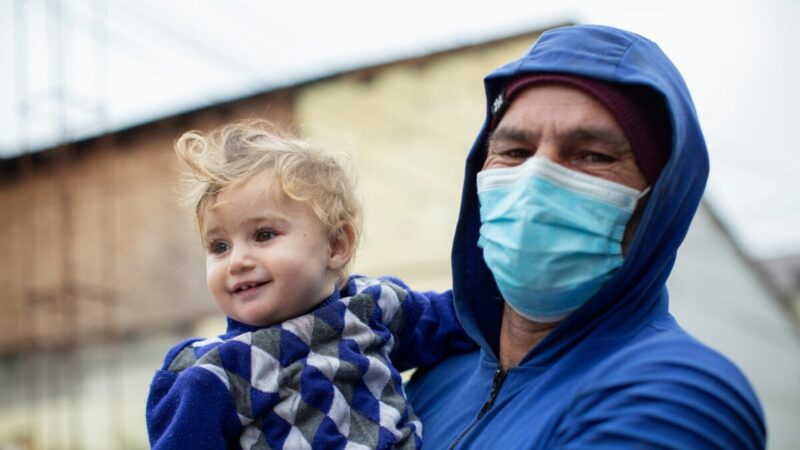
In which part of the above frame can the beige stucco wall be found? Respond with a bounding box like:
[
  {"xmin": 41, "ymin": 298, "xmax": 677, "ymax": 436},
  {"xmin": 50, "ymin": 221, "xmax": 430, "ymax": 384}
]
[{"xmin": 295, "ymin": 36, "xmax": 536, "ymax": 292}]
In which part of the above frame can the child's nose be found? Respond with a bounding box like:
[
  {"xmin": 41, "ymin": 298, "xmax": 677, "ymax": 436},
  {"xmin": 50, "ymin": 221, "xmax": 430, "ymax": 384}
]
[{"xmin": 228, "ymin": 245, "xmax": 255, "ymax": 273}]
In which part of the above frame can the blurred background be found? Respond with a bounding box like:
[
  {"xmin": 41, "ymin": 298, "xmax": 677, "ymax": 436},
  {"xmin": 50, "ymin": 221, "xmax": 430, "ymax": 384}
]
[{"xmin": 1, "ymin": 0, "xmax": 798, "ymax": 449}]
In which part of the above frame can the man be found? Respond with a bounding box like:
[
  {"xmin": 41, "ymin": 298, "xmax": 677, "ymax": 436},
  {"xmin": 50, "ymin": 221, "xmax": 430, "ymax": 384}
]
[{"xmin": 406, "ymin": 25, "xmax": 766, "ymax": 448}]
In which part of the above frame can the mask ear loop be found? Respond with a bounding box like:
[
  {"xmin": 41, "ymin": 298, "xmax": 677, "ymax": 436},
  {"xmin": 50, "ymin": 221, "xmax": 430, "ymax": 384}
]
[{"xmin": 637, "ymin": 186, "xmax": 652, "ymax": 200}]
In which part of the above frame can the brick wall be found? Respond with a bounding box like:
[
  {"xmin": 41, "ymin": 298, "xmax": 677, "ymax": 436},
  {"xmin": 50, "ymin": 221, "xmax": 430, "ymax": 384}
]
[{"xmin": 0, "ymin": 92, "xmax": 294, "ymax": 354}]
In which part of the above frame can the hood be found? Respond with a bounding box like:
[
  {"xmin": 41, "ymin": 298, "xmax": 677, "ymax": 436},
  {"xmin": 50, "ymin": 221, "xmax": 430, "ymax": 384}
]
[{"xmin": 452, "ymin": 24, "xmax": 709, "ymax": 362}]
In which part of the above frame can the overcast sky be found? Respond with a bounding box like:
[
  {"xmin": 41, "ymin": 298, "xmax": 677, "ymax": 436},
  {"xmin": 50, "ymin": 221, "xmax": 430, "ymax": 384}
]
[{"xmin": 1, "ymin": 0, "xmax": 798, "ymax": 260}]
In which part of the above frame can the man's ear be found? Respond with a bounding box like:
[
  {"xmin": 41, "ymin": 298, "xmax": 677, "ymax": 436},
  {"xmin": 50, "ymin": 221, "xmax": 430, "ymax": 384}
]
[{"xmin": 328, "ymin": 223, "xmax": 356, "ymax": 271}]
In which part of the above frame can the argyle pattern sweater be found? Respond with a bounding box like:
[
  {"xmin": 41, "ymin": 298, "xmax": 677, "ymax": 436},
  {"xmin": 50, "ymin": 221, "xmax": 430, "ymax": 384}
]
[{"xmin": 146, "ymin": 275, "xmax": 474, "ymax": 449}]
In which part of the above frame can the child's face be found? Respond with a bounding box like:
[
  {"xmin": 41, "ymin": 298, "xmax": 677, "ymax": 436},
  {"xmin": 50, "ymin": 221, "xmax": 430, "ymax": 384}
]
[{"xmin": 202, "ymin": 176, "xmax": 338, "ymax": 327}]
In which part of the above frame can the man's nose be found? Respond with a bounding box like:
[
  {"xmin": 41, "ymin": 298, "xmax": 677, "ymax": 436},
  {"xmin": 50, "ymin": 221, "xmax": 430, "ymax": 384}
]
[
  {"xmin": 532, "ymin": 142, "xmax": 560, "ymax": 164},
  {"xmin": 228, "ymin": 245, "xmax": 255, "ymax": 273}
]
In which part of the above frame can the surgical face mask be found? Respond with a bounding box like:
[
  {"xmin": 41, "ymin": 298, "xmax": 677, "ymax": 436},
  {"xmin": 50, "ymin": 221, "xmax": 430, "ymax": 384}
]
[{"xmin": 476, "ymin": 157, "xmax": 649, "ymax": 323}]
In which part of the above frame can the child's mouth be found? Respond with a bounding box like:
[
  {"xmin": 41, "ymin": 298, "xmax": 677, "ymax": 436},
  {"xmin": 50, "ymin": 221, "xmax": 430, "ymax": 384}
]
[{"xmin": 233, "ymin": 281, "xmax": 268, "ymax": 295}]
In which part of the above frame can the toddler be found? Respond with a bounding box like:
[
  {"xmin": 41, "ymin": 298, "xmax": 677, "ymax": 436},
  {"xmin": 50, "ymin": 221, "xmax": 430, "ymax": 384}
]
[{"xmin": 146, "ymin": 120, "xmax": 473, "ymax": 449}]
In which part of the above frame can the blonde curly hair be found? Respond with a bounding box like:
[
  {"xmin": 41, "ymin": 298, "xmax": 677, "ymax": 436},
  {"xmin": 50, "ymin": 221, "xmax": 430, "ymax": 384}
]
[{"xmin": 175, "ymin": 119, "xmax": 362, "ymax": 281}]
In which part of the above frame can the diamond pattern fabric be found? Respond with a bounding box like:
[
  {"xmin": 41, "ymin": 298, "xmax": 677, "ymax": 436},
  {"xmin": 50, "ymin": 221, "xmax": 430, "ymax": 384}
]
[{"xmin": 155, "ymin": 276, "xmax": 427, "ymax": 449}]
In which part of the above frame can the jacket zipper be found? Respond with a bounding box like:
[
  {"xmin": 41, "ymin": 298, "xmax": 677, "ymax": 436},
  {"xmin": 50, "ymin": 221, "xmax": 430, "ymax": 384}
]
[{"xmin": 449, "ymin": 369, "xmax": 508, "ymax": 450}]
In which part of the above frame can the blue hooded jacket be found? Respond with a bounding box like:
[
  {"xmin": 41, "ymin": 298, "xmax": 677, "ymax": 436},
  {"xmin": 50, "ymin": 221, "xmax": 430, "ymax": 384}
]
[{"xmin": 406, "ymin": 25, "xmax": 766, "ymax": 449}]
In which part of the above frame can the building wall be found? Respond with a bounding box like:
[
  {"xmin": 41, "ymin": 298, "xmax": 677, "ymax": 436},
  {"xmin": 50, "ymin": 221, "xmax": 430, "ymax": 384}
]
[
  {"xmin": 669, "ymin": 204, "xmax": 800, "ymax": 450},
  {"xmin": 295, "ymin": 36, "xmax": 537, "ymax": 291},
  {"xmin": 0, "ymin": 92, "xmax": 294, "ymax": 355}
]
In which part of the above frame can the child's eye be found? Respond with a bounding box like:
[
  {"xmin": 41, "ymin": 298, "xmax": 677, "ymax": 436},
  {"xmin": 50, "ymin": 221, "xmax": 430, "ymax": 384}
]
[
  {"xmin": 254, "ymin": 229, "xmax": 276, "ymax": 242},
  {"xmin": 207, "ymin": 241, "xmax": 229, "ymax": 255}
]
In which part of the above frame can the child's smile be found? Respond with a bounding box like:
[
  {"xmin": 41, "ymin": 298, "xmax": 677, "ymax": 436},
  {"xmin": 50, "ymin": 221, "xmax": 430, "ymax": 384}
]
[
  {"xmin": 202, "ymin": 175, "xmax": 340, "ymax": 327},
  {"xmin": 230, "ymin": 279, "xmax": 269, "ymax": 297}
]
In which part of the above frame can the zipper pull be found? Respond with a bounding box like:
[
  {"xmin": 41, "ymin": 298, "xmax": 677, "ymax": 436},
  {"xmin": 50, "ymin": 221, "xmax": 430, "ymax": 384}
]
[
  {"xmin": 478, "ymin": 369, "xmax": 507, "ymax": 418},
  {"xmin": 449, "ymin": 369, "xmax": 509, "ymax": 450}
]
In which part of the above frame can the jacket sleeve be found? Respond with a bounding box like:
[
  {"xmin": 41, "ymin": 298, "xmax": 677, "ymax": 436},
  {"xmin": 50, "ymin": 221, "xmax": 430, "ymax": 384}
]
[
  {"xmin": 380, "ymin": 276, "xmax": 477, "ymax": 372},
  {"xmin": 544, "ymin": 336, "xmax": 766, "ymax": 450},
  {"xmin": 146, "ymin": 343, "xmax": 242, "ymax": 449}
]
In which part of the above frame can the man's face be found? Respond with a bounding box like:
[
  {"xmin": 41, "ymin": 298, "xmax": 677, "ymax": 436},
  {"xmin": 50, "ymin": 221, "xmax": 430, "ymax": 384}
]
[
  {"xmin": 483, "ymin": 85, "xmax": 647, "ymax": 191},
  {"xmin": 482, "ymin": 84, "xmax": 648, "ymax": 251}
]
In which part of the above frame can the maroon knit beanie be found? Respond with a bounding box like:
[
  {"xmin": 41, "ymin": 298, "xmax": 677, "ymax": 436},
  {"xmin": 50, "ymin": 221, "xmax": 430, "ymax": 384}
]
[{"xmin": 490, "ymin": 73, "xmax": 671, "ymax": 185}]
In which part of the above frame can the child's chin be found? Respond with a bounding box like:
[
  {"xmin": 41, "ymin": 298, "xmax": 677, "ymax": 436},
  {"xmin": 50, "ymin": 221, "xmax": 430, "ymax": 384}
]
[{"xmin": 240, "ymin": 315, "xmax": 276, "ymax": 328}]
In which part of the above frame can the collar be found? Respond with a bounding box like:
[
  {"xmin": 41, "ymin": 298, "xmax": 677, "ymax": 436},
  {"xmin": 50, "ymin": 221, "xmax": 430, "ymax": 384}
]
[{"xmin": 223, "ymin": 286, "xmax": 341, "ymax": 336}]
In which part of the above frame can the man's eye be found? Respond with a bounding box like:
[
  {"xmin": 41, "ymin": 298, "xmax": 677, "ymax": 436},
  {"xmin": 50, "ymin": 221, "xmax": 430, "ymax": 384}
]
[
  {"xmin": 503, "ymin": 148, "xmax": 534, "ymax": 159},
  {"xmin": 578, "ymin": 152, "xmax": 615, "ymax": 164},
  {"xmin": 254, "ymin": 229, "xmax": 276, "ymax": 242},
  {"xmin": 207, "ymin": 241, "xmax": 229, "ymax": 255}
]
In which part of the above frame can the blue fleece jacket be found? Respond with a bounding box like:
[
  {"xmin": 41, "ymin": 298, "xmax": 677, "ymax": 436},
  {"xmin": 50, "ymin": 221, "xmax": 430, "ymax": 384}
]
[
  {"xmin": 146, "ymin": 275, "xmax": 474, "ymax": 449},
  {"xmin": 406, "ymin": 25, "xmax": 766, "ymax": 449}
]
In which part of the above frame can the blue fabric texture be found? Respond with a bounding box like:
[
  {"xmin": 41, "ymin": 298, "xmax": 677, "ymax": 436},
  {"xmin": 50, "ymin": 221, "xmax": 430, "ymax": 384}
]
[
  {"xmin": 146, "ymin": 275, "xmax": 474, "ymax": 449},
  {"xmin": 406, "ymin": 24, "xmax": 766, "ymax": 449}
]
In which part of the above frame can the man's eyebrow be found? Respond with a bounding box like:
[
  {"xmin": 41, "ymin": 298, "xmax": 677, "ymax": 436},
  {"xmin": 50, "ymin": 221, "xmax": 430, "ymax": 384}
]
[
  {"xmin": 487, "ymin": 128, "xmax": 541, "ymax": 146},
  {"xmin": 488, "ymin": 126, "xmax": 630, "ymax": 152},
  {"xmin": 559, "ymin": 127, "xmax": 630, "ymax": 150}
]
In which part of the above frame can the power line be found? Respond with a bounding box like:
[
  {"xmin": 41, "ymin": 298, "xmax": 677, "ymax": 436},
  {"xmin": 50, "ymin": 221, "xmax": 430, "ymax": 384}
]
[
  {"xmin": 111, "ymin": 1, "xmax": 271, "ymax": 90},
  {"xmin": 49, "ymin": 2, "xmax": 232, "ymax": 105}
]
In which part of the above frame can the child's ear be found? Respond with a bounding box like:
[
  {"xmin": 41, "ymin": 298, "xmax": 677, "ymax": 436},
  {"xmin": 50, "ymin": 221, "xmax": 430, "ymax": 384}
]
[{"xmin": 328, "ymin": 224, "xmax": 356, "ymax": 271}]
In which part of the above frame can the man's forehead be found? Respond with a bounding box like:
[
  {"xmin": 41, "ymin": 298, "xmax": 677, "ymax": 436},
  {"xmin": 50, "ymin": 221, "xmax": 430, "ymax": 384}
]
[
  {"xmin": 495, "ymin": 83, "xmax": 603, "ymax": 116},
  {"xmin": 490, "ymin": 87, "xmax": 629, "ymax": 146},
  {"xmin": 505, "ymin": 85, "xmax": 613, "ymax": 116}
]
